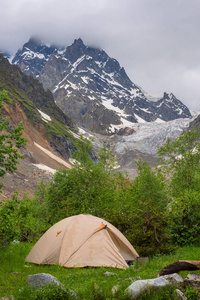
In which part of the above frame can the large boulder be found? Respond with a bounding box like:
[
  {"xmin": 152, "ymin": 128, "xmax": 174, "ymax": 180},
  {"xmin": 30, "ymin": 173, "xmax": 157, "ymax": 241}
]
[
  {"xmin": 27, "ymin": 273, "xmax": 64, "ymax": 289},
  {"xmin": 126, "ymin": 277, "xmax": 171, "ymax": 299},
  {"xmin": 26, "ymin": 273, "xmax": 77, "ymax": 298}
]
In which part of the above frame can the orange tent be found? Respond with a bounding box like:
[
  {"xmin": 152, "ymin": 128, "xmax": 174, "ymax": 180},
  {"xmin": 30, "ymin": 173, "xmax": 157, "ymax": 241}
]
[{"xmin": 25, "ymin": 214, "xmax": 139, "ymax": 269}]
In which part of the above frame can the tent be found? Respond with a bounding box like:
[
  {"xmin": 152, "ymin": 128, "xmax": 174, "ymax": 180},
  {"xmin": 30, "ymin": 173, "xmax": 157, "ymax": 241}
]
[{"xmin": 25, "ymin": 214, "xmax": 139, "ymax": 269}]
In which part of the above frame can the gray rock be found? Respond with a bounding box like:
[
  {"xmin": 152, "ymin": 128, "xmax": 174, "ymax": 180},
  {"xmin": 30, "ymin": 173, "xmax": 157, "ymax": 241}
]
[
  {"xmin": 26, "ymin": 273, "xmax": 64, "ymax": 289},
  {"xmin": 112, "ymin": 285, "xmax": 119, "ymax": 294},
  {"xmin": 161, "ymin": 273, "xmax": 184, "ymax": 289},
  {"xmin": 26, "ymin": 273, "xmax": 77, "ymax": 298},
  {"xmin": 174, "ymin": 289, "xmax": 188, "ymax": 300},
  {"xmin": 184, "ymin": 273, "xmax": 200, "ymax": 293},
  {"xmin": 103, "ymin": 271, "xmax": 115, "ymax": 276},
  {"xmin": 126, "ymin": 277, "xmax": 171, "ymax": 299}
]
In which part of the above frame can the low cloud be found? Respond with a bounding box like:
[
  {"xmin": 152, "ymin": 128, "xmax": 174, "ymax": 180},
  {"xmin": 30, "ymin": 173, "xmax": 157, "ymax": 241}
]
[{"xmin": 1, "ymin": 0, "xmax": 200, "ymax": 110}]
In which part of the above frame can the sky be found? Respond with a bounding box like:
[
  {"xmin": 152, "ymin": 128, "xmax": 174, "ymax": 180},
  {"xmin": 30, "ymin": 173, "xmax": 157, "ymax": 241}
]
[{"xmin": 1, "ymin": 0, "xmax": 200, "ymax": 111}]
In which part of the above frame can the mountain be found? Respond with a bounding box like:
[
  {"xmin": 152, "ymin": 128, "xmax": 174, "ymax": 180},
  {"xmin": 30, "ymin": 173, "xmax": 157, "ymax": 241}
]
[
  {"xmin": 12, "ymin": 37, "xmax": 64, "ymax": 78},
  {"xmin": 0, "ymin": 49, "xmax": 197, "ymax": 198},
  {"xmin": 0, "ymin": 52, "xmax": 79, "ymax": 158},
  {"xmin": 0, "ymin": 53, "xmax": 80, "ymax": 199},
  {"xmin": 11, "ymin": 38, "xmax": 192, "ymax": 134}
]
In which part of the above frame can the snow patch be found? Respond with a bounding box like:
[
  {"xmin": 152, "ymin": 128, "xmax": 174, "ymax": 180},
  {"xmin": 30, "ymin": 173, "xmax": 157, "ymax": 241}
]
[
  {"xmin": 22, "ymin": 48, "xmax": 47, "ymax": 60},
  {"xmin": 38, "ymin": 109, "xmax": 52, "ymax": 122},
  {"xmin": 78, "ymin": 127, "xmax": 94, "ymax": 137},
  {"xmin": 101, "ymin": 98, "xmax": 128, "ymax": 117},
  {"xmin": 154, "ymin": 118, "xmax": 166, "ymax": 123},
  {"xmin": 72, "ymin": 55, "xmax": 85, "ymax": 69},
  {"xmin": 34, "ymin": 142, "xmax": 72, "ymax": 169},
  {"xmin": 32, "ymin": 164, "xmax": 56, "ymax": 174},
  {"xmin": 134, "ymin": 114, "xmax": 147, "ymax": 123}
]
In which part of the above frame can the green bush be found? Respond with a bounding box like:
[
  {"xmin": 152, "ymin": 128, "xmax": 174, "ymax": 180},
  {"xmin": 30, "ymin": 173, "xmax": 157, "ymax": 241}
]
[
  {"xmin": 0, "ymin": 193, "xmax": 49, "ymax": 246},
  {"xmin": 123, "ymin": 159, "xmax": 173, "ymax": 256},
  {"xmin": 168, "ymin": 190, "xmax": 200, "ymax": 246},
  {"xmin": 157, "ymin": 129, "xmax": 200, "ymax": 246}
]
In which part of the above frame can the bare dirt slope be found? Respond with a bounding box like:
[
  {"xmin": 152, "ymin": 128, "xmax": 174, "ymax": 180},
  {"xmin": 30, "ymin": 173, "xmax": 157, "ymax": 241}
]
[{"xmin": 1, "ymin": 103, "xmax": 72, "ymax": 201}]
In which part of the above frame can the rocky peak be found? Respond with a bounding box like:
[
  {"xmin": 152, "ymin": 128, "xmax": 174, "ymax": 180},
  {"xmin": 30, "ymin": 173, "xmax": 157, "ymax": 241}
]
[
  {"xmin": 11, "ymin": 37, "xmax": 62, "ymax": 78},
  {"xmin": 163, "ymin": 92, "xmax": 175, "ymax": 101},
  {"xmin": 63, "ymin": 38, "xmax": 87, "ymax": 62},
  {"xmin": 74, "ymin": 38, "xmax": 85, "ymax": 47},
  {"xmin": 154, "ymin": 92, "xmax": 192, "ymax": 121}
]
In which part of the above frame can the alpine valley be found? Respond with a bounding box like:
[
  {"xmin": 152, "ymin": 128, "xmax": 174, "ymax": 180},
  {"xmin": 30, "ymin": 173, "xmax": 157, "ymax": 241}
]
[{"xmin": 0, "ymin": 37, "xmax": 199, "ymax": 198}]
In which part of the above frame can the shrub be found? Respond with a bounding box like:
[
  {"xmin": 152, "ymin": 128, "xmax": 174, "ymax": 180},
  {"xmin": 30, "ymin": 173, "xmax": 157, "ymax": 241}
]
[
  {"xmin": 123, "ymin": 159, "xmax": 173, "ymax": 256},
  {"xmin": 0, "ymin": 193, "xmax": 49, "ymax": 245},
  {"xmin": 168, "ymin": 190, "xmax": 200, "ymax": 246}
]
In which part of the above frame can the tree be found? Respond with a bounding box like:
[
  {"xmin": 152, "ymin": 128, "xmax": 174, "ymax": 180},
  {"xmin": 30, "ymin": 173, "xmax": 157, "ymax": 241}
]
[
  {"xmin": 157, "ymin": 129, "xmax": 200, "ymax": 196},
  {"xmin": 128, "ymin": 159, "xmax": 171, "ymax": 255},
  {"xmin": 0, "ymin": 90, "xmax": 27, "ymax": 190},
  {"xmin": 157, "ymin": 129, "xmax": 200, "ymax": 245},
  {"xmin": 41, "ymin": 135, "xmax": 120, "ymax": 224}
]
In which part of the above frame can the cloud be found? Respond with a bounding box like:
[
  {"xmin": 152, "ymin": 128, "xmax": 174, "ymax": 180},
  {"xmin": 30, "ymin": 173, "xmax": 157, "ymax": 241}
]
[{"xmin": 0, "ymin": 0, "xmax": 200, "ymax": 110}]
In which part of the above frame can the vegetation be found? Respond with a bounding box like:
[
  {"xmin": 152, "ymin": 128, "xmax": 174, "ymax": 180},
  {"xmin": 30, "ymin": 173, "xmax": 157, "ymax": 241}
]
[
  {"xmin": 157, "ymin": 129, "xmax": 200, "ymax": 246},
  {"xmin": 0, "ymin": 243, "xmax": 199, "ymax": 299},
  {"xmin": 0, "ymin": 86, "xmax": 200, "ymax": 298},
  {"xmin": 0, "ymin": 129, "xmax": 200, "ymax": 252}
]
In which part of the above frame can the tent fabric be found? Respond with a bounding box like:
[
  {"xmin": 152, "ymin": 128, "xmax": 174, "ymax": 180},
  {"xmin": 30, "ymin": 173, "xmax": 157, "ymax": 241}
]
[{"xmin": 25, "ymin": 214, "xmax": 139, "ymax": 269}]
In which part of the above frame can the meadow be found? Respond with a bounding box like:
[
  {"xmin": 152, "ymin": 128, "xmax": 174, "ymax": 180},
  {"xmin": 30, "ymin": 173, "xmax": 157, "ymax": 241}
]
[{"xmin": 1, "ymin": 243, "xmax": 199, "ymax": 299}]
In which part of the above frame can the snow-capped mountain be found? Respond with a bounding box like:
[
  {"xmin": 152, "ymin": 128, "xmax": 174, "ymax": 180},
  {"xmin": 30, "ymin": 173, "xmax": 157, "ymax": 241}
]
[
  {"xmin": 11, "ymin": 38, "xmax": 192, "ymax": 134},
  {"xmin": 12, "ymin": 37, "xmax": 64, "ymax": 78}
]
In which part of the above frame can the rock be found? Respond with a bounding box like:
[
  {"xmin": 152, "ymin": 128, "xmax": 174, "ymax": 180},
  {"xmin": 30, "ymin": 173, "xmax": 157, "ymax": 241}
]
[
  {"xmin": 103, "ymin": 271, "xmax": 116, "ymax": 276},
  {"xmin": 161, "ymin": 273, "xmax": 184, "ymax": 289},
  {"xmin": 26, "ymin": 273, "xmax": 77, "ymax": 298},
  {"xmin": 117, "ymin": 127, "xmax": 136, "ymax": 136},
  {"xmin": 26, "ymin": 273, "xmax": 64, "ymax": 290},
  {"xmin": 126, "ymin": 277, "xmax": 171, "ymax": 299},
  {"xmin": 11, "ymin": 272, "xmax": 20, "ymax": 276},
  {"xmin": 0, "ymin": 296, "xmax": 14, "ymax": 300},
  {"xmin": 112, "ymin": 285, "xmax": 119, "ymax": 294},
  {"xmin": 174, "ymin": 289, "xmax": 188, "ymax": 300},
  {"xmin": 184, "ymin": 273, "xmax": 200, "ymax": 294}
]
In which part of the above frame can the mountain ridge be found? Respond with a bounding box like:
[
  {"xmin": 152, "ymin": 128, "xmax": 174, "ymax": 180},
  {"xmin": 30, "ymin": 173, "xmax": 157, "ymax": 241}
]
[{"xmin": 10, "ymin": 37, "xmax": 192, "ymax": 134}]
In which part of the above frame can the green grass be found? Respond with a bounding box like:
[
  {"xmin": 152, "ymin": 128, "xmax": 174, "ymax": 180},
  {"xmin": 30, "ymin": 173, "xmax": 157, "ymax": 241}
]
[{"xmin": 0, "ymin": 243, "xmax": 199, "ymax": 299}]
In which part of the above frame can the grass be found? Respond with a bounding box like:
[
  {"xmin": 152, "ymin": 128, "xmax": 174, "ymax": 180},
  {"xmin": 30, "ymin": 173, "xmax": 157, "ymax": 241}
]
[{"xmin": 0, "ymin": 243, "xmax": 199, "ymax": 299}]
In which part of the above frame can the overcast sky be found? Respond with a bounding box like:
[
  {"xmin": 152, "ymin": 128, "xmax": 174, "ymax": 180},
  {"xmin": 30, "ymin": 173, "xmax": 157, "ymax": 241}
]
[{"xmin": 1, "ymin": 0, "xmax": 200, "ymax": 110}]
